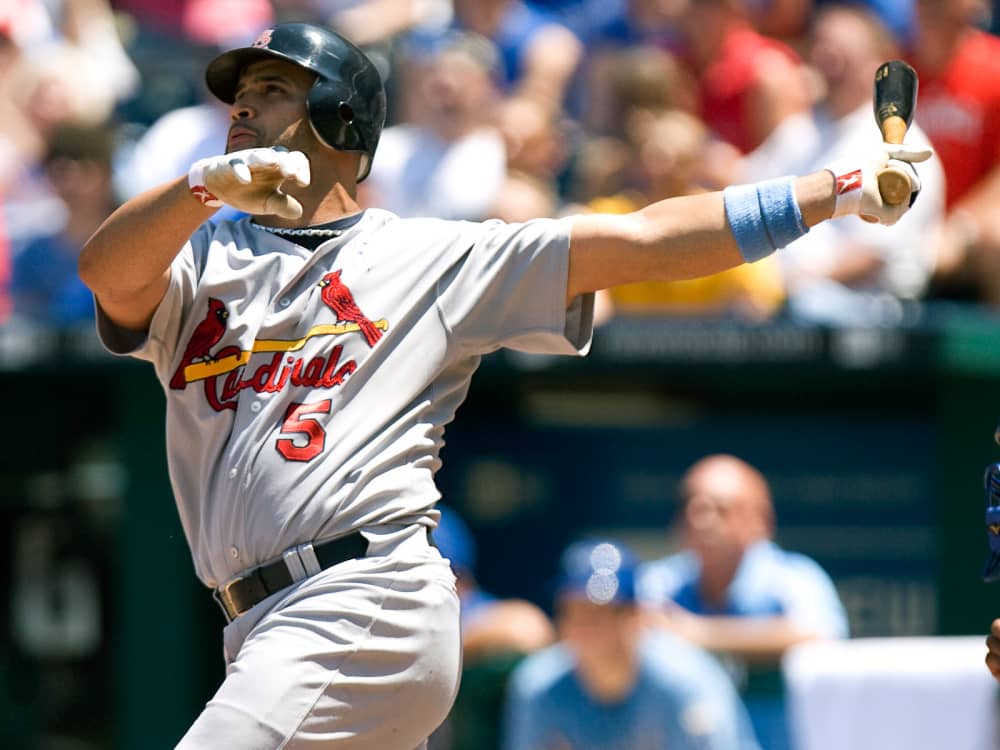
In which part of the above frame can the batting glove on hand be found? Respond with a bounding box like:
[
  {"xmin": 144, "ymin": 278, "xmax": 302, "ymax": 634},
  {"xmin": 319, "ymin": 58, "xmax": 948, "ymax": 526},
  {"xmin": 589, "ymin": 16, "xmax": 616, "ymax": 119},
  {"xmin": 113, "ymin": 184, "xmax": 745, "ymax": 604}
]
[
  {"xmin": 188, "ymin": 147, "xmax": 311, "ymax": 219},
  {"xmin": 824, "ymin": 142, "xmax": 933, "ymax": 226}
]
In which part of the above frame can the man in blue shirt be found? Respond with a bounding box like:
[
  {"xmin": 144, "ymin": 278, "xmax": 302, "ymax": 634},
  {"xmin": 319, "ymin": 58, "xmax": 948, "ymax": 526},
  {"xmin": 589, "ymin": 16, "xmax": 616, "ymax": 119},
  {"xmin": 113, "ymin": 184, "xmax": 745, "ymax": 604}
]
[
  {"xmin": 503, "ymin": 538, "xmax": 759, "ymax": 750},
  {"xmin": 12, "ymin": 123, "xmax": 117, "ymax": 327},
  {"xmin": 637, "ymin": 454, "xmax": 848, "ymax": 750},
  {"xmin": 432, "ymin": 505, "xmax": 554, "ymax": 750}
]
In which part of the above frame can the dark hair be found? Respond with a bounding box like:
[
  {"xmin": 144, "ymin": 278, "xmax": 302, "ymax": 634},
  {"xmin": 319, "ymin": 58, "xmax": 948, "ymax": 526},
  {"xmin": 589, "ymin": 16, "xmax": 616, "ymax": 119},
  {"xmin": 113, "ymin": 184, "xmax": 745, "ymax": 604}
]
[{"xmin": 44, "ymin": 121, "xmax": 116, "ymax": 167}]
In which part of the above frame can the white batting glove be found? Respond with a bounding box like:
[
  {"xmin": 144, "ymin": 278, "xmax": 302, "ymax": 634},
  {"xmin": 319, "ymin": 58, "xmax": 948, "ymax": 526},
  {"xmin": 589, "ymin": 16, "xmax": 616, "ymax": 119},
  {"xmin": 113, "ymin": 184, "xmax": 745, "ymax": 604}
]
[
  {"xmin": 825, "ymin": 142, "xmax": 933, "ymax": 226},
  {"xmin": 188, "ymin": 147, "xmax": 311, "ymax": 219}
]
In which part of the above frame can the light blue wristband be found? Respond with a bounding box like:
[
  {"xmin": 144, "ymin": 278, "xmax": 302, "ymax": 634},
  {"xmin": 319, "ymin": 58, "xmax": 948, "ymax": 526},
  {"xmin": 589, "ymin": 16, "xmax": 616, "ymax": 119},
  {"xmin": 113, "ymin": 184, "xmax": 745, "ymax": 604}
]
[{"xmin": 723, "ymin": 177, "xmax": 809, "ymax": 262}]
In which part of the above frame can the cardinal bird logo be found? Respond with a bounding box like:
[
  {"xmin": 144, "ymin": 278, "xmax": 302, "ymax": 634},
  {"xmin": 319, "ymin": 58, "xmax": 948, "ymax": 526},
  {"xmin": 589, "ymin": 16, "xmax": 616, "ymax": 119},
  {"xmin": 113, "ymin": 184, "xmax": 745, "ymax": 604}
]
[
  {"xmin": 252, "ymin": 29, "xmax": 273, "ymax": 48},
  {"xmin": 318, "ymin": 270, "xmax": 383, "ymax": 347},
  {"xmin": 170, "ymin": 298, "xmax": 229, "ymax": 390}
]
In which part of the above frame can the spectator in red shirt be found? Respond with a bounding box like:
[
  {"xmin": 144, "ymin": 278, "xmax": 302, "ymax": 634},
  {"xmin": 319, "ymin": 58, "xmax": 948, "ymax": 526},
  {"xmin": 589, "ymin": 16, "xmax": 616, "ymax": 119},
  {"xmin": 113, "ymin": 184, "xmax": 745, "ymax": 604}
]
[
  {"xmin": 677, "ymin": 0, "xmax": 813, "ymax": 157},
  {"xmin": 911, "ymin": 0, "xmax": 1000, "ymax": 304}
]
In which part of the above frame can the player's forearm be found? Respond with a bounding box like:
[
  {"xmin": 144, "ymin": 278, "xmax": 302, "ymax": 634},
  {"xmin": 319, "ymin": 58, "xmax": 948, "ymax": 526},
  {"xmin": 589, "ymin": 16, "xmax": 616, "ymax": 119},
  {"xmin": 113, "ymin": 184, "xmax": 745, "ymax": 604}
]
[
  {"xmin": 567, "ymin": 170, "xmax": 835, "ymax": 301},
  {"xmin": 688, "ymin": 615, "xmax": 825, "ymax": 662},
  {"xmin": 79, "ymin": 177, "xmax": 217, "ymax": 331},
  {"xmin": 80, "ymin": 177, "xmax": 213, "ymax": 292},
  {"xmin": 648, "ymin": 607, "xmax": 824, "ymax": 662}
]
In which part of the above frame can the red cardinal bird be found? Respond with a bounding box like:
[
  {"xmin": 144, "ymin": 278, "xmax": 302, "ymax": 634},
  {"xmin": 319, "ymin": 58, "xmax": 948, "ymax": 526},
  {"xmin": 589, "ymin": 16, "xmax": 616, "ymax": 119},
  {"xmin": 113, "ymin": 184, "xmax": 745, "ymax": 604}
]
[
  {"xmin": 318, "ymin": 270, "xmax": 382, "ymax": 347},
  {"xmin": 170, "ymin": 298, "xmax": 229, "ymax": 389}
]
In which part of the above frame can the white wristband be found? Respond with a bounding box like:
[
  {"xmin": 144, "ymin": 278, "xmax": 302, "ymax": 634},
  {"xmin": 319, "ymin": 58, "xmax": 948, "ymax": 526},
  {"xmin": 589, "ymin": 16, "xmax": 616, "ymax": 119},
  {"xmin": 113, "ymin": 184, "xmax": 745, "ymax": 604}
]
[
  {"xmin": 188, "ymin": 161, "xmax": 223, "ymax": 208},
  {"xmin": 825, "ymin": 162, "xmax": 863, "ymax": 218}
]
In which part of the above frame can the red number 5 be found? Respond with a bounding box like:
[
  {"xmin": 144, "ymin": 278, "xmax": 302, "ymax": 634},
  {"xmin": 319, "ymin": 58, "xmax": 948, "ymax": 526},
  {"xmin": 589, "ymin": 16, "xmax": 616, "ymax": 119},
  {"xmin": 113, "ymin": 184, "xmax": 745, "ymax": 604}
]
[{"xmin": 276, "ymin": 400, "xmax": 332, "ymax": 462}]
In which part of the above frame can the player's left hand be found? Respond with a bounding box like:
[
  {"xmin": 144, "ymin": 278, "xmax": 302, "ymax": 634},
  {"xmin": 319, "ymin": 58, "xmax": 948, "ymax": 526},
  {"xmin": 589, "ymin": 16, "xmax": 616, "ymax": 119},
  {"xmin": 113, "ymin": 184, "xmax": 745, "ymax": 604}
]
[
  {"xmin": 824, "ymin": 141, "xmax": 933, "ymax": 227},
  {"xmin": 987, "ymin": 618, "xmax": 1000, "ymax": 682},
  {"xmin": 188, "ymin": 147, "xmax": 312, "ymax": 219}
]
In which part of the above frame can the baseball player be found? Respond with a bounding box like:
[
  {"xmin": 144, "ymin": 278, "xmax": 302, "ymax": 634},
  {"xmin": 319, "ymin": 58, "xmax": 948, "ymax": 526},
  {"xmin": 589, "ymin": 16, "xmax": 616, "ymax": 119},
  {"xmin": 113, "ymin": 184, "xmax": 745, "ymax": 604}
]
[{"xmin": 77, "ymin": 22, "xmax": 930, "ymax": 750}]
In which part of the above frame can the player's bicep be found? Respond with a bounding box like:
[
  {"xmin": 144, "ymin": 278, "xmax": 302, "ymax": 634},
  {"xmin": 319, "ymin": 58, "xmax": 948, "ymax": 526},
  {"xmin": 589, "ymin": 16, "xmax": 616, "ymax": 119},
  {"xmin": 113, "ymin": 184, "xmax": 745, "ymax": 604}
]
[{"xmin": 95, "ymin": 267, "xmax": 171, "ymax": 333}]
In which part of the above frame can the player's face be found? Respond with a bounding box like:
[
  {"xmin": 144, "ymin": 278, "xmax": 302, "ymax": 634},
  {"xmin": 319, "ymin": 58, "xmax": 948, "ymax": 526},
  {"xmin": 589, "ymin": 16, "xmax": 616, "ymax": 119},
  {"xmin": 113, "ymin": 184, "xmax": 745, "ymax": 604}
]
[
  {"xmin": 556, "ymin": 597, "xmax": 638, "ymax": 664},
  {"xmin": 916, "ymin": 0, "xmax": 989, "ymax": 27},
  {"xmin": 809, "ymin": 8, "xmax": 879, "ymax": 90},
  {"xmin": 228, "ymin": 59, "xmax": 318, "ymax": 154},
  {"xmin": 680, "ymin": 467, "xmax": 764, "ymax": 555}
]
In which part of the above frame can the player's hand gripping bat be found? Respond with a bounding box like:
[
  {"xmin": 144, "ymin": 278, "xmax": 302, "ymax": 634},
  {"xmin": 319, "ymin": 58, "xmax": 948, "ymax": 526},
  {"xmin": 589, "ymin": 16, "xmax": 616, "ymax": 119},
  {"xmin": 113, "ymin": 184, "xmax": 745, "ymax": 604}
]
[{"xmin": 873, "ymin": 60, "xmax": 919, "ymax": 206}]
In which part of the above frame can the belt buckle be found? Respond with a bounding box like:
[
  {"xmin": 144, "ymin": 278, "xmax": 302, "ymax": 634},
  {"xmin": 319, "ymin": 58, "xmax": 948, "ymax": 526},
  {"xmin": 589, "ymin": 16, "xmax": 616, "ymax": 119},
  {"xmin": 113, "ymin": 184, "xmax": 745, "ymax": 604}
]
[
  {"xmin": 213, "ymin": 569, "xmax": 268, "ymax": 622},
  {"xmin": 212, "ymin": 583, "xmax": 238, "ymax": 623}
]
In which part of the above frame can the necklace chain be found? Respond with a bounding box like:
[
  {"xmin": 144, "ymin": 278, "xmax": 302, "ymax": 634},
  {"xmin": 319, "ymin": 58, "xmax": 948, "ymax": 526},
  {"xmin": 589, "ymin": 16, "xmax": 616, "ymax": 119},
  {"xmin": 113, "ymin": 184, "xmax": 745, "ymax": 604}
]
[{"xmin": 254, "ymin": 223, "xmax": 343, "ymax": 238}]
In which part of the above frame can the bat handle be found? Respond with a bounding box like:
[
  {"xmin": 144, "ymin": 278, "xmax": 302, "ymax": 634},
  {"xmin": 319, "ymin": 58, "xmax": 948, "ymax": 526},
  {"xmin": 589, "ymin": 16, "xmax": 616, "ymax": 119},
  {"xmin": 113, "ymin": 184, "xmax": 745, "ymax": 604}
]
[{"xmin": 878, "ymin": 114, "xmax": 911, "ymax": 205}]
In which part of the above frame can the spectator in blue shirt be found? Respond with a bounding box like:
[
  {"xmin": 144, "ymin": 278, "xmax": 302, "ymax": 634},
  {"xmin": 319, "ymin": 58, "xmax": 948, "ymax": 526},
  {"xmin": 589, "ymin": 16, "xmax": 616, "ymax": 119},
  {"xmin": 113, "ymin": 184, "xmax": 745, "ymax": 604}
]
[
  {"xmin": 432, "ymin": 505, "xmax": 554, "ymax": 750},
  {"xmin": 12, "ymin": 122, "xmax": 118, "ymax": 327},
  {"xmin": 637, "ymin": 454, "xmax": 848, "ymax": 750},
  {"xmin": 503, "ymin": 537, "xmax": 760, "ymax": 750}
]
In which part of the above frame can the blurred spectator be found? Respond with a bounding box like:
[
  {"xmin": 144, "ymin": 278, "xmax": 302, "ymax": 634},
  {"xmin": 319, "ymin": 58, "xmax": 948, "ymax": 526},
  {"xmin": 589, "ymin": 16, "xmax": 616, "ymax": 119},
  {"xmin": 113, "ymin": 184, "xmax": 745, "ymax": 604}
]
[
  {"xmin": 503, "ymin": 538, "xmax": 760, "ymax": 750},
  {"xmin": 115, "ymin": 98, "xmax": 233, "ymax": 205},
  {"xmin": 910, "ymin": 0, "xmax": 1000, "ymax": 306},
  {"xmin": 432, "ymin": 0, "xmax": 583, "ymax": 198},
  {"xmin": 489, "ymin": 170, "xmax": 559, "ymax": 222},
  {"xmin": 273, "ymin": 0, "xmax": 455, "ymax": 46},
  {"xmin": 489, "ymin": 96, "xmax": 568, "ymax": 222},
  {"xmin": 11, "ymin": 122, "xmax": 118, "ymax": 326},
  {"xmin": 743, "ymin": 0, "xmax": 813, "ymax": 45},
  {"xmin": 676, "ymin": 0, "xmax": 817, "ymax": 182},
  {"xmin": 573, "ymin": 110, "xmax": 785, "ymax": 321},
  {"xmin": 0, "ymin": 28, "xmax": 18, "ymax": 323},
  {"xmin": 816, "ymin": 0, "xmax": 916, "ymax": 45},
  {"xmin": 436, "ymin": 504, "xmax": 554, "ymax": 662},
  {"xmin": 112, "ymin": 0, "xmax": 272, "ymax": 48},
  {"xmin": 15, "ymin": 0, "xmax": 139, "ymax": 130},
  {"xmin": 362, "ymin": 32, "xmax": 507, "ymax": 220},
  {"xmin": 764, "ymin": 2, "xmax": 944, "ymax": 326},
  {"xmin": 582, "ymin": 43, "xmax": 698, "ymax": 140},
  {"xmin": 449, "ymin": 0, "xmax": 583, "ymax": 110},
  {"xmin": 0, "ymin": 217, "xmax": 8, "ymax": 323},
  {"xmin": 431, "ymin": 504, "xmax": 554, "ymax": 750},
  {"xmin": 112, "ymin": 0, "xmax": 270, "ymax": 127},
  {"xmin": 1, "ymin": 0, "xmax": 136, "ymax": 303},
  {"xmin": 637, "ymin": 454, "xmax": 848, "ymax": 750}
]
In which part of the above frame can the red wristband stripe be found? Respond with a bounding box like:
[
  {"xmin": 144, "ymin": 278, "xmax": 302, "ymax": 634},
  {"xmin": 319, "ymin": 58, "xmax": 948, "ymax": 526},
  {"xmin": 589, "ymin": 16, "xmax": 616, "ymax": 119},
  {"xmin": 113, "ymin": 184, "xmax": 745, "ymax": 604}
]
[{"xmin": 190, "ymin": 185, "xmax": 220, "ymax": 205}]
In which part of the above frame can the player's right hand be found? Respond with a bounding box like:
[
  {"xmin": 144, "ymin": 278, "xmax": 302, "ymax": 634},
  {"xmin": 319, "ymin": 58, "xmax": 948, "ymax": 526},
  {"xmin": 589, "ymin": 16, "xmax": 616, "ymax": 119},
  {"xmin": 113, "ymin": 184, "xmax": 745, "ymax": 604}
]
[
  {"xmin": 188, "ymin": 147, "xmax": 311, "ymax": 219},
  {"xmin": 824, "ymin": 142, "xmax": 933, "ymax": 227}
]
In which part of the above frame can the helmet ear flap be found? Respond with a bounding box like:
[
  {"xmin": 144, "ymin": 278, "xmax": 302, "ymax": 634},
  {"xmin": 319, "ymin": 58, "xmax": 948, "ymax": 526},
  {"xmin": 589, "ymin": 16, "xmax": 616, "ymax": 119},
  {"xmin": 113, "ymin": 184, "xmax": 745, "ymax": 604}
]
[{"xmin": 307, "ymin": 78, "xmax": 362, "ymax": 152}]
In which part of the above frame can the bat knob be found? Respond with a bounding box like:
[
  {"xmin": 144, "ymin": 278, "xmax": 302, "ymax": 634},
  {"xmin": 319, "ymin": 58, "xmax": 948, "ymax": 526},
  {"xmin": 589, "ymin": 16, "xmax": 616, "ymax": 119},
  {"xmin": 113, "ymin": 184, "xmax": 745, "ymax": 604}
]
[{"xmin": 877, "ymin": 168, "xmax": 911, "ymax": 206}]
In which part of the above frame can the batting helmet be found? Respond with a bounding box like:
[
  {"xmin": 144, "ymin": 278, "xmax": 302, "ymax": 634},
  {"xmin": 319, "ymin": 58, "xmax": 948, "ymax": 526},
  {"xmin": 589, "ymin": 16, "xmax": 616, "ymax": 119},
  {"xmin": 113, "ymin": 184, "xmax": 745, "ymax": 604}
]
[{"xmin": 205, "ymin": 23, "xmax": 386, "ymax": 181}]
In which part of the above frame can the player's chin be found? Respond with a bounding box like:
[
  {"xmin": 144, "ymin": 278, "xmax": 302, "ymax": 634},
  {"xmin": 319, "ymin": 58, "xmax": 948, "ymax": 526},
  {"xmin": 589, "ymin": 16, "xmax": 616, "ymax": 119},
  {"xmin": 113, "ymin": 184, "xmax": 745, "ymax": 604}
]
[{"xmin": 226, "ymin": 135, "xmax": 258, "ymax": 152}]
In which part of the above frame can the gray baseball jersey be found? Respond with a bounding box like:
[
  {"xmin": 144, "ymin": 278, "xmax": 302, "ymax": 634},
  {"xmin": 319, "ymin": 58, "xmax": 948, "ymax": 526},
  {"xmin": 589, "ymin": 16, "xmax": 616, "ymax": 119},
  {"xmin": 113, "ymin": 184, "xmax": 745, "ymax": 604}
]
[{"xmin": 97, "ymin": 208, "xmax": 594, "ymax": 588}]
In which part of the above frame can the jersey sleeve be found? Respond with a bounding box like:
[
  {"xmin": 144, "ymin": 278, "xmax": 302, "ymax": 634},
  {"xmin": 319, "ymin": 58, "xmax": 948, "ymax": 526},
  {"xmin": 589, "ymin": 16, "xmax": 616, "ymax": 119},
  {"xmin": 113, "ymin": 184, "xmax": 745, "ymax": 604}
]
[
  {"xmin": 776, "ymin": 555, "xmax": 850, "ymax": 639},
  {"xmin": 435, "ymin": 217, "xmax": 594, "ymax": 356},
  {"xmin": 95, "ymin": 223, "xmax": 209, "ymax": 376},
  {"xmin": 635, "ymin": 553, "xmax": 696, "ymax": 606}
]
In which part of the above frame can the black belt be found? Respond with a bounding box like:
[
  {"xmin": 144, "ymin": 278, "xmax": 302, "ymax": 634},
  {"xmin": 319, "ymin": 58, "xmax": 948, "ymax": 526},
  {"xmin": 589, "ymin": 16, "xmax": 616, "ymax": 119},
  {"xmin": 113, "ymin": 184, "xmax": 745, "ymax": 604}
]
[{"xmin": 212, "ymin": 532, "xmax": 369, "ymax": 622}]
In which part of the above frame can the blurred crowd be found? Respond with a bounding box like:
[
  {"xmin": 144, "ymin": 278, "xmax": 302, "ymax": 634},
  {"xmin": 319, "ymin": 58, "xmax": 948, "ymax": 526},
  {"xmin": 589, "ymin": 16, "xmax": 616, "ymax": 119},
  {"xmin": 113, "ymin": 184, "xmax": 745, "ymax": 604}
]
[
  {"xmin": 433, "ymin": 452, "xmax": 850, "ymax": 749},
  {"xmin": 2, "ymin": 0, "xmax": 1000, "ymax": 333},
  {"xmin": 0, "ymin": 5, "xmax": 991, "ymax": 747}
]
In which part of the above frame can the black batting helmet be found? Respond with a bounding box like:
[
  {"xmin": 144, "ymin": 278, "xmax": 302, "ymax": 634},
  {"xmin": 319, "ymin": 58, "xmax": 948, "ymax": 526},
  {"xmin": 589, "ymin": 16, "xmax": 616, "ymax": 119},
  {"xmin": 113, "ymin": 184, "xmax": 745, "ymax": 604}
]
[{"xmin": 205, "ymin": 23, "xmax": 386, "ymax": 182}]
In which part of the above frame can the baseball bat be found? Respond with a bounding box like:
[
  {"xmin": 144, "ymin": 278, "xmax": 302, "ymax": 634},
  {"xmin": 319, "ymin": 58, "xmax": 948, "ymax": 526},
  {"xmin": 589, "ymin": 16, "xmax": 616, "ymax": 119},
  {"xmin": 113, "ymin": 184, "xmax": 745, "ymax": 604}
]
[{"xmin": 873, "ymin": 60, "xmax": 918, "ymax": 205}]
